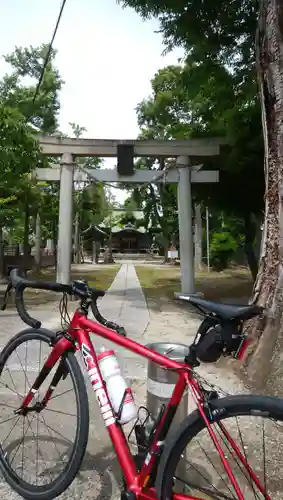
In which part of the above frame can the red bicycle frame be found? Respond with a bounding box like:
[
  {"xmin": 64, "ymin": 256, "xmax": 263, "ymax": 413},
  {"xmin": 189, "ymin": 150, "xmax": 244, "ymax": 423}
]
[{"xmin": 19, "ymin": 310, "xmax": 269, "ymax": 500}]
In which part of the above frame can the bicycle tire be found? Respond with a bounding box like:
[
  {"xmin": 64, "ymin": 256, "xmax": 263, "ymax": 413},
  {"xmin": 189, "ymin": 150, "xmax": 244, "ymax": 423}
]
[
  {"xmin": 0, "ymin": 328, "xmax": 89, "ymax": 500},
  {"xmin": 156, "ymin": 394, "xmax": 283, "ymax": 499}
]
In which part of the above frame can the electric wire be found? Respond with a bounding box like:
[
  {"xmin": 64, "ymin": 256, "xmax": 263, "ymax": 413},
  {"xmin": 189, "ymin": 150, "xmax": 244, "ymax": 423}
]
[{"xmin": 32, "ymin": 0, "xmax": 67, "ymax": 104}]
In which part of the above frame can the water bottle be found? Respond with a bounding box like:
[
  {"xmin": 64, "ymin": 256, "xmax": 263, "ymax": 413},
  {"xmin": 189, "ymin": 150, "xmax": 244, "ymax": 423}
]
[{"xmin": 97, "ymin": 348, "xmax": 138, "ymax": 425}]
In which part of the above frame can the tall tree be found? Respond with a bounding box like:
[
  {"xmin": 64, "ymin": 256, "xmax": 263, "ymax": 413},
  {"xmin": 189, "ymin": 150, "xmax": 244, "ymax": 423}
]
[
  {"xmin": 0, "ymin": 44, "xmax": 63, "ymax": 133},
  {"xmin": 135, "ymin": 62, "xmax": 264, "ymax": 275},
  {"xmin": 121, "ymin": 0, "xmax": 283, "ymax": 389},
  {"xmin": 0, "ymin": 105, "xmax": 39, "ymax": 277},
  {"xmin": 120, "ymin": 0, "xmax": 257, "ymax": 73},
  {"xmin": 0, "ymin": 44, "xmax": 63, "ymax": 256},
  {"xmin": 245, "ymin": 0, "xmax": 283, "ymax": 389}
]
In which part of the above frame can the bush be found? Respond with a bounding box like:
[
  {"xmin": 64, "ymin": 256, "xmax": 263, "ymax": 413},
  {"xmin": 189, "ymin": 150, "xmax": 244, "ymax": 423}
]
[{"xmin": 210, "ymin": 231, "xmax": 238, "ymax": 271}]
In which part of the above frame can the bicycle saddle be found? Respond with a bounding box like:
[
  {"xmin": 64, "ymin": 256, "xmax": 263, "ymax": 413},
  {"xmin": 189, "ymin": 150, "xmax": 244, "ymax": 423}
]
[{"xmin": 177, "ymin": 295, "xmax": 263, "ymax": 321}]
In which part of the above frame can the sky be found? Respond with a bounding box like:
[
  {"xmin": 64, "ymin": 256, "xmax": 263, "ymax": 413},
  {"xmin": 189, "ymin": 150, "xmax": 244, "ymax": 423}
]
[{"xmin": 0, "ymin": 0, "xmax": 184, "ymax": 203}]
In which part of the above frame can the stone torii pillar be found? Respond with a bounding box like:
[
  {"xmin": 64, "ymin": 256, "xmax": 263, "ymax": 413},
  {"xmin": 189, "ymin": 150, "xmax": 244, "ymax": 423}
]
[
  {"xmin": 57, "ymin": 153, "xmax": 74, "ymax": 284},
  {"xmin": 176, "ymin": 156, "xmax": 195, "ymax": 294}
]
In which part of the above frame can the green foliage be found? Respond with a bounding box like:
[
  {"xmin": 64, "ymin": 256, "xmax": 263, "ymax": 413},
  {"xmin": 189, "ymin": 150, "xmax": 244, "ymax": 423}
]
[
  {"xmin": 69, "ymin": 121, "xmax": 107, "ymax": 237},
  {"xmin": 0, "ymin": 44, "xmax": 63, "ymax": 133},
  {"xmin": 136, "ymin": 61, "xmax": 264, "ymax": 217},
  {"xmin": 119, "ymin": 0, "xmax": 257, "ymax": 72},
  {"xmin": 0, "ymin": 44, "xmax": 63, "ymax": 248},
  {"xmin": 79, "ymin": 182, "xmax": 108, "ymax": 232},
  {"xmin": 0, "ymin": 105, "xmax": 39, "ymax": 176},
  {"xmin": 210, "ymin": 230, "xmax": 238, "ymax": 271},
  {"xmin": 122, "ymin": 0, "xmax": 264, "ymax": 227},
  {"xmin": 0, "ymin": 104, "xmax": 40, "ymax": 226}
]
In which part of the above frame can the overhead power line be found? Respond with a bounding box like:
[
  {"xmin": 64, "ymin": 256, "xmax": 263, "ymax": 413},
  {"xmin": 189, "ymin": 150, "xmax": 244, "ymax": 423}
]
[{"xmin": 32, "ymin": 0, "xmax": 67, "ymax": 104}]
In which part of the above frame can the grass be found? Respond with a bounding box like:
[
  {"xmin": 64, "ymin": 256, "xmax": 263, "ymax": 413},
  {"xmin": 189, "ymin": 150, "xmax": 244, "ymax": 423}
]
[
  {"xmin": 3, "ymin": 264, "xmax": 121, "ymax": 308},
  {"xmin": 135, "ymin": 266, "xmax": 253, "ymax": 302}
]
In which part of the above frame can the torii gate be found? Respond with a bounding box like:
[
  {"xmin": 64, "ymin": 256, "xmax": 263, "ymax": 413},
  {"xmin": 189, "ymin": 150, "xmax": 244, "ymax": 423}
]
[{"xmin": 35, "ymin": 136, "xmax": 222, "ymax": 294}]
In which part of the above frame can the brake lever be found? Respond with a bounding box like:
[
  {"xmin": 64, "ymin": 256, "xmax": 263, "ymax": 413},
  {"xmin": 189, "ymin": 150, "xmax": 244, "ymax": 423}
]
[
  {"xmin": 105, "ymin": 320, "xmax": 127, "ymax": 337},
  {"xmin": 1, "ymin": 282, "xmax": 12, "ymax": 311},
  {"xmin": 116, "ymin": 325, "xmax": 127, "ymax": 337}
]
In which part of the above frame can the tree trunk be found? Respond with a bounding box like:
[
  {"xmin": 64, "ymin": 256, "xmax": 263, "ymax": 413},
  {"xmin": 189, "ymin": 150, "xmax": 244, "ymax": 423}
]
[
  {"xmin": 194, "ymin": 204, "xmax": 203, "ymax": 270},
  {"xmin": 52, "ymin": 221, "xmax": 58, "ymax": 271},
  {"xmin": 23, "ymin": 200, "xmax": 30, "ymax": 258},
  {"xmin": 149, "ymin": 181, "xmax": 171, "ymax": 263},
  {"xmin": 74, "ymin": 212, "xmax": 80, "ymax": 264},
  {"xmin": 243, "ymin": 213, "xmax": 258, "ymax": 282},
  {"xmin": 0, "ymin": 226, "xmax": 5, "ymax": 281},
  {"xmin": 34, "ymin": 213, "xmax": 41, "ymax": 271},
  {"xmin": 244, "ymin": 0, "xmax": 283, "ymax": 392},
  {"xmin": 163, "ymin": 240, "xmax": 169, "ymax": 263}
]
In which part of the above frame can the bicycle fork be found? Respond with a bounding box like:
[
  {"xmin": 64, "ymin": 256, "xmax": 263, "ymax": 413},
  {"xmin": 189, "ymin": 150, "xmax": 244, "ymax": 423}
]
[{"xmin": 14, "ymin": 336, "xmax": 73, "ymax": 415}]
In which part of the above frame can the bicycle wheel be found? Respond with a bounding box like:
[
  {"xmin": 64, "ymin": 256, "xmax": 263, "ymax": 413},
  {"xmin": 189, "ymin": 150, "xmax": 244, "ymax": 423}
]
[
  {"xmin": 156, "ymin": 394, "xmax": 283, "ymax": 499},
  {"xmin": 0, "ymin": 328, "xmax": 89, "ymax": 500}
]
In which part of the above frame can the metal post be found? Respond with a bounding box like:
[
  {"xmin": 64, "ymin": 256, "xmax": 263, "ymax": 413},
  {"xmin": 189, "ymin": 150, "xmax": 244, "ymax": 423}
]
[
  {"xmin": 194, "ymin": 204, "xmax": 202, "ymax": 270},
  {"xmin": 206, "ymin": 207, "xmax": 210, "ymax": 272},
  {"xmin": 35, "ymin": 213, "xmax": 41, "ymax": 270},
  {"xmin": 57, "ymin": 153, "xmax": 74, "ymax": 284},
  {"xmin": 177, "ymin": 157, "xmax": 195, "ymax": 294},
  {"xmin": 146, "ymin": 343, "xmax": 189, "ymax": 491}
]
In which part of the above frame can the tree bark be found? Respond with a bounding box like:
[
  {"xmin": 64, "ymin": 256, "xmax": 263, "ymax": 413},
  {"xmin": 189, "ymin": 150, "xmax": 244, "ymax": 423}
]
[
  {"xmin": 149, "ymin": 184, "xmax": 170, "ymax": 262},
  {"xmin": 194, "ymin": 204, "xmax": 203, "ymax": 270},
  {"xmin": 52, "ymin": 221, "xmax": 58, "ymax": 271},
  {"xmin": 23, "ymin": 200, "xmax": 30, "ymax": 258},
  {"xmin": 244, "ymin": 0, "xmax": 283, "ymax": 392},
  {"xmin": 34, "ymin": 213, "xmax": 41, "ymax": 271},
  {"xmin": 74, "ymin": 212, "xmax": 80, "ymax": 264},
  {"xmin": 243, "ymin": 213, "xmax": 258, "ymax": 282},
  {"xmin": 0, "ymin": 226, "xmax": 5, "ymax": 280}
]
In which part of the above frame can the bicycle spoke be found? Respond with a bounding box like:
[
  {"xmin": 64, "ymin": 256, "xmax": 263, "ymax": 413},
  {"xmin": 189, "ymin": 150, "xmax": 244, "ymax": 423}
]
[
  {"xmin": 38, "ymin": 417, "xmax": 74, "ymax": 446},
  {"xmin": 25, "ymin": 413, "xmax": 55, "ymax": 483},
  {"xmin": 214, "ymin": 421, "xmax": 261, "ymax": 500},
  {"xmin": 21, "ymin": 416, "xmax": 25, "ymax": 478},
  {"xmin": 0, "ymin": 415, "xmax": 19, "ymax": 426},
  {"xmin": 235, "ymin": 417, "xmax": 258, "ymax": 499},
  {"xmin": 0, "ymin": 402, "xmax": 19, "ymax": 409},
  {"xmin": 0, "ymin": 332, "xmax": 84, "ymax": 497},
  {"xmin": 175, "ymin": 454, "xmax": 234, "ymax": 499},
  {"xmin": 1, "ymin": 369, "xmax": 23, "ymax": 401},
  {"xmin": 1, "ymin": 415, "xmax": 20, "ymax": 448},
  {"xmin": 9, "ymin": 413, "xmax": 36, "ymax": 467},
  {"xmin": 262, "ymin": 419, "xmax": 267, "ymax": 496},
  {"xmin": 169, "ymin": 408, "xmax": 279, "ymax": 500},
  {"xmin": 173, "ymin": 475, "xmax": 234, "ymax": 499},
  {"xmin": 50, "ymin": 388, "xmax": 74, "ymax": 400},
  {"xmin": 194, "ymin": 435, "xmax": 237, "ymax": 499},
  {"xmin": 15, "ymin": 346, "xmax": 32, "ymax": 393},
  {"xmin": 217, "ymin": 420, "xmax": 268, "ymax": 498},
  {"xmin": 44, "ymin": 407, "xmax": 77, "ymax": 418},
  {"xmin": 36, "ymin": 338, "xmax": 42, "ymax": 485},
  {"xmin": 39, "ymin": 412, "xmax": 69, "ymax": 465},
  {"xmin": 36, "ymin": 412, "xmax": 39, "ymax": 485},
  {"xmin": 20, "ymin": 343, "xmax": 28, "ymax": 479}
]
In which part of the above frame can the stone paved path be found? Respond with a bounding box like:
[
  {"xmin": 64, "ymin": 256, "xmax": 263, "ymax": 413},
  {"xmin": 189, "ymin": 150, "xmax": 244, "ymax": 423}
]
[
  {"xmin": 0, "ymin": 263, "xmax": 246, "ymax": 500},
  {"xmin": 98, "ymin": 262, "xmax": 150, "ymax": 339}
]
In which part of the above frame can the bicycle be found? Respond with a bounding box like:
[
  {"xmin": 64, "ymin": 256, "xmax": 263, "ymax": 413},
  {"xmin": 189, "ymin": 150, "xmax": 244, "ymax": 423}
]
[{"xmin": 0, "ymin": 268, "xmax": 282, "ymax": 500}]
